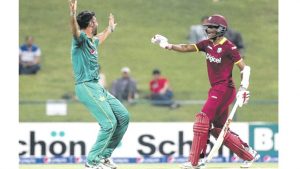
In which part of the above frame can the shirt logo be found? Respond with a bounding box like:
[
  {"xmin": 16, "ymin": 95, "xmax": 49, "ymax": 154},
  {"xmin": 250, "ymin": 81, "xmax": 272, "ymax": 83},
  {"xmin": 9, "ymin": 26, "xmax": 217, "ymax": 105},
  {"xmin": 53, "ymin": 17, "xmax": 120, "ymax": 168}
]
[
  {"xmin": 211, "ymin": 95, "xmax": 218, "ymax": 99},
  {"xmin": 217, "ymin": 47, "xmax": 222, "ymax": 53},
  {"xmin": 206, "ymin": 53, "xmax": 222, "ymax": 64},
  {"xmin": 90, "ymin": 49, "xmax": 97, "ymax": 55}
]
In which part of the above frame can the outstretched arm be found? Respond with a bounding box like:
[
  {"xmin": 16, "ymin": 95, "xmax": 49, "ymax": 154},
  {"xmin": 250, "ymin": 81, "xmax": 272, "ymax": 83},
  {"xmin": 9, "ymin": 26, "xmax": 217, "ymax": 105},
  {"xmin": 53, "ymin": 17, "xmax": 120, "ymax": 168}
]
[
  {"xmin": 151, "ymin": 34, "xmax": 197, "ymax": 52},
  {"xmin": 69, "ymin": 0, "xmax": 80, "ymax": 38},
  {"xmin": 96, "ymin": 13, "xmax": 117, "ymax": 44},
  {"xmin": 170, "ymin": 44, "xmax": 198, "ymax": 52}
]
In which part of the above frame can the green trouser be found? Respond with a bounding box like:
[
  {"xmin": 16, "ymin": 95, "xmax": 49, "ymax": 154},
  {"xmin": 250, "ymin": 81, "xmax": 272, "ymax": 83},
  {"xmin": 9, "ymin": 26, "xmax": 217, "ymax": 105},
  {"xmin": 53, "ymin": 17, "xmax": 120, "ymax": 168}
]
[{"xmin": 75, "ymin": 81, "xmax": 130, "ymax": 166}]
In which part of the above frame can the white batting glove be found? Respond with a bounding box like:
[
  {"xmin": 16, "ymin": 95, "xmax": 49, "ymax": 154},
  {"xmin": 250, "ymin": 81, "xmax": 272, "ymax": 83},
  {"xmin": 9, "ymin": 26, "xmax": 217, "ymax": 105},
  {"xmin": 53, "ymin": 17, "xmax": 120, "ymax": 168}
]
[
  {"xmin": 151, "ymin": 34, "xmax": 168, "ymax": 44},
  {"xmin": 236, "ymin": 87, "xmax": 250, "ymax": 107},
  {"xmin": 151, "ymin": 34, "xmax": 172, "ymax": 49},
  {"xmin": 159, "ymin": 41, "xmax": 172, "ymax": 49}
]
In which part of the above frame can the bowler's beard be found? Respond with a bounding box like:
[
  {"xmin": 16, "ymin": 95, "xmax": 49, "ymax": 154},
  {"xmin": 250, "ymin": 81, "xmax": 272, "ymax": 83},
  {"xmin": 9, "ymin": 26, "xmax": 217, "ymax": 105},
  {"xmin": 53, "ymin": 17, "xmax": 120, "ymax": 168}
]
[{"xmin": 92, "ymin": 27, "xmax": 97, "ymax": 36}]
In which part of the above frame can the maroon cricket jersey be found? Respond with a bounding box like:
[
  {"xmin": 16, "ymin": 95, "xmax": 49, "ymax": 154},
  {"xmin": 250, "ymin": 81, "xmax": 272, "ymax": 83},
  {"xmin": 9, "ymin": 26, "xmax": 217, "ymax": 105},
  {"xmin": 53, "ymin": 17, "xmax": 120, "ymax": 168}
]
[{"xmin": 195, "ymin": 37, "xmax": 242, "ymax": 87}]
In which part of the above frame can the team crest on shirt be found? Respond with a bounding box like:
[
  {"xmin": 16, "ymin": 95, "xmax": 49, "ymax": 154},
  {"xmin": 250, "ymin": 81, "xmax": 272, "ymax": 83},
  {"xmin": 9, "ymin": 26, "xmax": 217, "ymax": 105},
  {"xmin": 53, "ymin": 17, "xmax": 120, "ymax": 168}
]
[
  {"xmin": 90, "ymin": 49, "xmax": 97, "ymax": 55},
  {"xmin": 217, "ymin": 47, "xmax": 222, "ymax": 53}
]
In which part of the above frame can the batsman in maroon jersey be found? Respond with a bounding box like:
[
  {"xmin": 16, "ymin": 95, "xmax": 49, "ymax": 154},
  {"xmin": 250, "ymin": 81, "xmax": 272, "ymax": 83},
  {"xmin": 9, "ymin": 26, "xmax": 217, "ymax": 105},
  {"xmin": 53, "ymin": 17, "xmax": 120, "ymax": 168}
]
[{"xmin": 151, "ymin": 14, "xmax": 260, "ymax": 169}]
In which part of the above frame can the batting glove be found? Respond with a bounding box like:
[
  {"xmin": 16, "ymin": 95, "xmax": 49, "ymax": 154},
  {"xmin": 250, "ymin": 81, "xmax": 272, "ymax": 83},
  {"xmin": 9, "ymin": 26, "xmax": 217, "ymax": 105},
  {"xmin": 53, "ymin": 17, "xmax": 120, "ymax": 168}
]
[
  {"xmin": 151, "ymin": 34, "xmax": 168, "ymax": 43},
  {"xmin": 236, "ymin": 87, "xmax": 250, "ymax": 107},
  {"xmin": 151, "ymin": 34, "xmax": 172, "ymax": 49}
]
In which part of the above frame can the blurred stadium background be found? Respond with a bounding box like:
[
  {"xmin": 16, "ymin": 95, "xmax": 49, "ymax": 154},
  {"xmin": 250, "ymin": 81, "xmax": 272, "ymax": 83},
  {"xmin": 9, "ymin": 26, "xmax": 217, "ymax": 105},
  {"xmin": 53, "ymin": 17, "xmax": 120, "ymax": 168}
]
[{"xmin": 19, "ymin": 0, "xmax": 278, "ymax": 168}]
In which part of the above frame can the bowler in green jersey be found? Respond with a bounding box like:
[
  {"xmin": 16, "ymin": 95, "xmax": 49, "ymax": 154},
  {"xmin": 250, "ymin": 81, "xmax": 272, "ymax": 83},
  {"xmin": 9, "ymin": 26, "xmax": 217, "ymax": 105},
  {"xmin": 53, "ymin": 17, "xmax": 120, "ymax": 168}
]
[{"xmin": 69, "ymin": 1, "xmax": 129, "ymax": 169}]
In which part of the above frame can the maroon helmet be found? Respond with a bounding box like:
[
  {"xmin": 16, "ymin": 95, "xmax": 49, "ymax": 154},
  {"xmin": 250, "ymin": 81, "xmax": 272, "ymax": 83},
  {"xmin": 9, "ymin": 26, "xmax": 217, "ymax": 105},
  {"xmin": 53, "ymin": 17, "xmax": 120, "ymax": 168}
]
[{"xmin": 203, "ymin": 14, "xmax": 228, "ymax": 37}]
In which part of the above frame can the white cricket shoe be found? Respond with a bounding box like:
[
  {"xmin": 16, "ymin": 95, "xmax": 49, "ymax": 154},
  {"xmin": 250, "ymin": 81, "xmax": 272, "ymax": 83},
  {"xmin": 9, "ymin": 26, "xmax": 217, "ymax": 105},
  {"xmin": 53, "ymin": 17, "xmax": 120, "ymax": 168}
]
[
  {"xmin": 84, "ymin": 163, "xmax": 103, "ymax": 169},
  {"xmin": 100, "ymin": 158, "xmax": 117, "ymax": 169},
  {"xmin": 198, "ymin": 158, "xmax": 206, "ymax": 168},
  {"xmin": 240, "ymin": 147, "xmax": 260, "ymax": 168},
  {"xmin": 180, "ymin": 159, "xmax": 206, "ymax": 169}
]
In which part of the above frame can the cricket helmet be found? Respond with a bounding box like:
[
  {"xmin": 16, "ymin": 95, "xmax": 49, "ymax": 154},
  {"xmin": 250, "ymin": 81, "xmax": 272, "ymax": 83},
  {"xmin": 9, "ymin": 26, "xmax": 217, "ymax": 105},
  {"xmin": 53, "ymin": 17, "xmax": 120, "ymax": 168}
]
[{"xmin": 203, "ymin": 14, "xmax": 228, "ymax": 37}]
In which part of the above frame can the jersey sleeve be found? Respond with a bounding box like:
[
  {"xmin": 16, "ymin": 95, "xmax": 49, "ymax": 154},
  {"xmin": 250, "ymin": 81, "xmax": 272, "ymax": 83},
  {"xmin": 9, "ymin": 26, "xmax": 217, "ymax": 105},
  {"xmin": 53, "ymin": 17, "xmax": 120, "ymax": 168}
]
[
  {"xmin": 73, "ymin": 31, "xmax": 87, "ymax": 46},
  {"xmin": 94, "ymin": 37, "xmax": 100, "ymax": 47},
  {"xmin": 195, "ymin": 40, "xmax": 208, "ymax": 52},
  {"xmin": 228, "ymin": 44, "xmax": 242, "ymax": 64}
]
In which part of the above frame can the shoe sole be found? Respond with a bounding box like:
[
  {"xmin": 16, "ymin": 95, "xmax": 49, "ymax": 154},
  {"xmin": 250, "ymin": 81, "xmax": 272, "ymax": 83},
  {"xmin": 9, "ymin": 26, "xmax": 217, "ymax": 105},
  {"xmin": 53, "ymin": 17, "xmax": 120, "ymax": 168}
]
[
  {"xmin": 180, "ymin": 165, "xmax": 205, "ymax": 169},
  {"xmin": 240, "ymin": 153, "xmax": 261, "ymax": 168},
  {"xmin": 101, "ymin": 164, "xmax": 117, "ymax": 169}
]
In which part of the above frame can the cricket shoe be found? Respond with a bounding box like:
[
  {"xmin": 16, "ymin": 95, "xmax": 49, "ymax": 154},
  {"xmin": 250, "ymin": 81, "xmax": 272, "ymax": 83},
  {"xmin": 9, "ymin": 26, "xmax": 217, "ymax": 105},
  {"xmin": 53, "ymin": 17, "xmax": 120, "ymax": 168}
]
[
  {"xmin": 240, "ymin": 147, "xmax": 260, "ymax": 168},
  {"xmin": 84, "ymin": 163, "xmax": 103, "ymax": 169},
  {"xmin": 100, "ymin": 158, "xmax": 117, "ymax": 169},
  {"xmin": 180, "ymin": 159, "xmax": 206, "ymax": 169}
]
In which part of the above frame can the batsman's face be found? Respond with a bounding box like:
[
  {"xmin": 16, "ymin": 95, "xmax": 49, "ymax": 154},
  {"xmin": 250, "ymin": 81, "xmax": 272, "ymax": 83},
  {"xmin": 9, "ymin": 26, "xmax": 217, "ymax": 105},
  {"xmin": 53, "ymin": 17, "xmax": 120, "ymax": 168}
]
[
  {"xmin": 90, "ymin": 16, "xmax": 98, "ymax": 35},
  {"xmin": 205, "ymin": 25, "xmax": 218, "ymax": 39}
]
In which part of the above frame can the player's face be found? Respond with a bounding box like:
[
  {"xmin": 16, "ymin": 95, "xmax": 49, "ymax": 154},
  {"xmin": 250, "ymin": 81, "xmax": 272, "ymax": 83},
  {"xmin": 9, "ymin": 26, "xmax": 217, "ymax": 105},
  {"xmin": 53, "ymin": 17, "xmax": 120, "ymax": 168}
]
[
  {"xmin": 206, "ymin": 25, "xmax": 218, "ymax": 39},
  {"xmin": 90, "ymin": 16, "xmax": 98, "ymax": 35}
]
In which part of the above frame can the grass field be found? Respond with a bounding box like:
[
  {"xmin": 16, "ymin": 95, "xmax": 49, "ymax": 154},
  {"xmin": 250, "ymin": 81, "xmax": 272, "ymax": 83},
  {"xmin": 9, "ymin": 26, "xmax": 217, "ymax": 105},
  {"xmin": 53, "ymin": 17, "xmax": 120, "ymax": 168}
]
[
  {"xmin": 20, "ymin": 163, "xmax": 278, "ymax": 169},
  {"xmin": 19, "ymin": 0, "xmax": 278, "ymax": 122}
]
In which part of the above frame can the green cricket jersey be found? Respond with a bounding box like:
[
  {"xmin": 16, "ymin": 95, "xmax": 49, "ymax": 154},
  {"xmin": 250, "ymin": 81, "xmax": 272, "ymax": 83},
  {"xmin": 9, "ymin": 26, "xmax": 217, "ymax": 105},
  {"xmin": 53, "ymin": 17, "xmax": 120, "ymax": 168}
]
[
  {"xmin": 71, "ymin": 31, "xmax": 130, "ymax": 165},
  {"xmin": 71, "ymin": 31, "xmax": 100, "ymax": 84}
]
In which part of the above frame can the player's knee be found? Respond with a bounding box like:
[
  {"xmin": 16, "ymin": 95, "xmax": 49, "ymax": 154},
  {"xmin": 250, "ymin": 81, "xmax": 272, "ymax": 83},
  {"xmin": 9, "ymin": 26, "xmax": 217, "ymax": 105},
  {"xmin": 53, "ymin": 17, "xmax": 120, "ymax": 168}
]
[
  {"xmin": 122, "ymin": 111, "xmax": 130, "ymax": 127},
  {"xmin": 102, "ymin": 118, "xmax": 117, "ymax": 132},
  {"xmin": 193, "ymin": 113, "xmax": 210, "ymax": 134},
  {"xmin": 111, "ymin": 119, "xmax": 118, "ymax": 131}
]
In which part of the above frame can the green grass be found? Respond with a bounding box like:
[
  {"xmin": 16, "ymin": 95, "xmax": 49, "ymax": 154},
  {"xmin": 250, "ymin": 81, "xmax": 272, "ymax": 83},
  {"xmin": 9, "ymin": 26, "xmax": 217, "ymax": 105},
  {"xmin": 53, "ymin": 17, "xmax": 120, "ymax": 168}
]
[
  {"xmin": 19, "ymin": 163, "xmax": 278, "ymax": 169},
  {"xmin": 19, "ymin": 101, "xmax": 277, "ymax": 122},
  {"xmin": 19, "ymin": 0, "xmax": 278, "ymax": 122}
]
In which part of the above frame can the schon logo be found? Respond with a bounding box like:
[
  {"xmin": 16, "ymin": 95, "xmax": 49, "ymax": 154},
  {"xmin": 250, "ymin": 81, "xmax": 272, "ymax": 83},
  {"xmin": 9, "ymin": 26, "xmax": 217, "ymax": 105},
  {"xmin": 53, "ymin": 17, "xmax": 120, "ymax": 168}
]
[{"xmin": 19, "ymin": 131, "xmax": 86, "ymax": 157}]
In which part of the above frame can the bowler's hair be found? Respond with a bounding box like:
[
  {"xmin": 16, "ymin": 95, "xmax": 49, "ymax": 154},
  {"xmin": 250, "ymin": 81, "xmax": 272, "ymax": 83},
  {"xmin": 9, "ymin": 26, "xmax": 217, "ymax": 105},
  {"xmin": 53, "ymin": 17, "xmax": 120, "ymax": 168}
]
[{"xmin": 76, "ymin": 11, "xmax": 95, "ymax": 29}]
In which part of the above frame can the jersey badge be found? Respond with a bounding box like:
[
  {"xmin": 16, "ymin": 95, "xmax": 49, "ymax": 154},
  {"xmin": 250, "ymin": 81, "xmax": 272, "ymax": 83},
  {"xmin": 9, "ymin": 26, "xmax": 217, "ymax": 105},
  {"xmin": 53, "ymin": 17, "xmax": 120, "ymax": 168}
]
[
  {"xmin": 217, "ymin": 47, "xmax": 222, "ymax": 53},
  {"xmin": 90, "ymin": 49, "xmax": 97, "ymax": 55}
]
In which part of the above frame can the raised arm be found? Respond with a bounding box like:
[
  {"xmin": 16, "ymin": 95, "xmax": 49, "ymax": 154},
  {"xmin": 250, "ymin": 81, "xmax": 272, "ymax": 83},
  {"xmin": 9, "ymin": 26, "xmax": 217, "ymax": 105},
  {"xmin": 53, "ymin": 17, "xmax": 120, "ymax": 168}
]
[
  {"xmin": 151, "ymin": 34, "xmax": 197, "ymax": 52},
  {"xmin": 69, "ymin": 0, "xmax": 80, "ymax": 38},
  {"xmin": 96, "ymin": 13, "xmax": 117, "ymax": 44}
]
